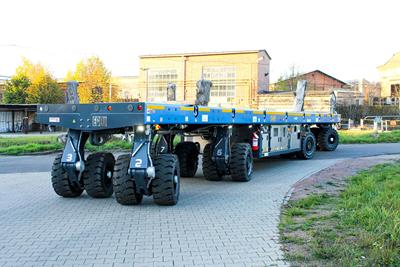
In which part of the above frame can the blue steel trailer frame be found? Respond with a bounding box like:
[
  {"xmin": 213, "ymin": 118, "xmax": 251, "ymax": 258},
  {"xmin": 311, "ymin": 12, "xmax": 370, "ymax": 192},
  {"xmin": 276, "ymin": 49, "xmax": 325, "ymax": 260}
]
[
  {"xmin": 37, "ymin": 102, "xmax": 340, "ymax": 130},
  {"xmin": 37, "ymin": 102, "xmax": 340, "ymax": 206}
]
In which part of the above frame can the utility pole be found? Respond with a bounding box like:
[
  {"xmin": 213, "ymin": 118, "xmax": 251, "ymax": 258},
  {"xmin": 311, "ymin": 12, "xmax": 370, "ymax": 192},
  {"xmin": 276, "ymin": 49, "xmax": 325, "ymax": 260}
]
[
  {"xmin": 140, "ymin": 68, "xmax": 149, "ymax": 101},
  {"xmin": 109, "ymin": 82, "xmax": 112, "ymax": 102}
]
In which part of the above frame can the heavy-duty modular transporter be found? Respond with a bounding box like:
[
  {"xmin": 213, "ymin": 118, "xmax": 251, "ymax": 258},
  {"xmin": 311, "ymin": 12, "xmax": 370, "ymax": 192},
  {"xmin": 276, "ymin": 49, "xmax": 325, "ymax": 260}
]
[{"xmin": 37, "ymin": 102, "xmax": 340, "ymax": 206}]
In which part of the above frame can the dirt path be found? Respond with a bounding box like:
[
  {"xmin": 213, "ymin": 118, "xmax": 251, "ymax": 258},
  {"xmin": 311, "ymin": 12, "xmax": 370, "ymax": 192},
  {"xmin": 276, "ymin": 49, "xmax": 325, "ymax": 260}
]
[
  {"xmin": 287, "ymin": 154, "xmax": 400, "ymax": 201},
  {"xmin": 280, "ymin": 154, "xmax": 400, "ymax": 266}
]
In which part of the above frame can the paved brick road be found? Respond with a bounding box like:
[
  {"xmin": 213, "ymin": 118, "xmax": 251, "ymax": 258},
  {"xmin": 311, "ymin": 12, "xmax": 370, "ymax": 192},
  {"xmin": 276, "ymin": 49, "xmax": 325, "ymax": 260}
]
[
  {"xmin": 0, "ymin": 155, "xmax": 342, "ymax": 267},
  {"xmin": 2, "ymin": 143, "xmax": 400, "ymax": 174}
]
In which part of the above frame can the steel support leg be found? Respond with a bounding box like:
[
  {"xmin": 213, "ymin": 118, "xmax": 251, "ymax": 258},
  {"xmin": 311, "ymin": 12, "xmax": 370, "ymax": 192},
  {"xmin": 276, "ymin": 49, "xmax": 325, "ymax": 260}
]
[
  {"xmin": 61, "ymin": 129, "xmax": 89, "ymax": 190},
  {"xmin": 129, "ymin": 125, "xmax": 155, "ymax": 195},
  {"xmin": 212, "ymin": 126, "xmax": 231, "ymax": 175}
]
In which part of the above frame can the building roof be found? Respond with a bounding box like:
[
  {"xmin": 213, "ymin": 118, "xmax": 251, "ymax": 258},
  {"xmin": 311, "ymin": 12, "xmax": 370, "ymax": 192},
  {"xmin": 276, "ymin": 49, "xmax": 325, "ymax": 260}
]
[
  {"xmin": 0, "ymin": 75, "xmax": 11, "ymax": 83},
  {"xmin": 279, "ymin": 70, "xmax": 347, "ymax": 85},
  {"xmin": 140, "ymin": 49, "xmax": 271, "ymax": 60},
  {"xmin": 112, "ymin": 75, "xmax": 139, "ymax": 79},
  {"xmin": 304, "ymin": 70, "xmax": 347, "ymax": 85},
  {"xmin": 377, "ymin": 51, "xmax": 400, "ymax": 70}
]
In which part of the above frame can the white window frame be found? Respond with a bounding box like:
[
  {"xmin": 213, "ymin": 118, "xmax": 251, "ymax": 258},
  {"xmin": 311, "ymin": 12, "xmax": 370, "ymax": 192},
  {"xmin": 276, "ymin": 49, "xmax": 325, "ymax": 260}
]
[
  {"xmin": 147, "ymin": 69, "xmax": 178, "ymax": 101},
  {"xmin": 202, "ymin": 66, "xmax": 236, "ymax": 99}
]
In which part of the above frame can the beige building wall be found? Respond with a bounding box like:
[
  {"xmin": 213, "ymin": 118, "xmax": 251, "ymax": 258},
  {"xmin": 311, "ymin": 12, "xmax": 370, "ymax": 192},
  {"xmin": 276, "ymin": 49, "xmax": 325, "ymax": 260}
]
[
  {"xmin": 378, "ymin": 52, "xmax": 400, "ymax": 97},
  {"xmin": 139, "ymin": 56, "xmax": 184, "ymax": 102},
  {"xmin": 112, "ymin": 76, "xmax": 140, "ymax": 100},
  {"xmin": 257, "ymin": 51, "xmax": 270, "ymax": 93},
  {"xmin": 138, "ymin": 50, "xmax": 270, "ymax": 108}
]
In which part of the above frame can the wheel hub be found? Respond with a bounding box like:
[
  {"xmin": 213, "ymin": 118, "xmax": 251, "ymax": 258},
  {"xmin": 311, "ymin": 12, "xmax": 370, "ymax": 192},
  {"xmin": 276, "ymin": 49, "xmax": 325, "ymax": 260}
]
[
  {"xmin": 306, "ymin": 140, "xmax": 313, "ymax": 150},
  {"xmin": 246, "ymin": 155, "xmax": 253, "ymax": 176}
]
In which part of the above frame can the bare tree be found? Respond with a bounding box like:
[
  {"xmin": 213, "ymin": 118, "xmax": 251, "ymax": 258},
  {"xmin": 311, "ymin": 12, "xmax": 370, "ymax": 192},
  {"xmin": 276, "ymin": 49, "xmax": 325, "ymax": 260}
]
[{"xmin": 274, "ymin": 64, "xmax": 302, "ymax": 91}]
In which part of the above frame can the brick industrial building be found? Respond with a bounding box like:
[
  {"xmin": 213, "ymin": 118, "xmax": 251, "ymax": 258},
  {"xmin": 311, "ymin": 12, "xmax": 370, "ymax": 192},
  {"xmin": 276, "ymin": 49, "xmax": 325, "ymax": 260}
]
[
  {"xmin": 136, "ymin": 50, "xmax": 271, "ymax": 108},
  {"xmin": 272, "ymin": 70, "xmax": 347, "ymax": 91},
  {"xmin": 0, "ymin": 51, "xmax": 352, "ymax": 110}
]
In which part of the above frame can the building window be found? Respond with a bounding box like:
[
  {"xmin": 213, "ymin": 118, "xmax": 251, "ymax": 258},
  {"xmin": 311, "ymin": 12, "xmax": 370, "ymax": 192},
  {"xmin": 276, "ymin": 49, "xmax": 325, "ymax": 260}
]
[
  {"xmin": 203, "ymin": 66, "xmax": 236, "ymax": 97},
  {"xmin": 147, "ymin": 69, "xmax": 178, "ymax": 100},
  {"xmin": 391, "ymin": 84, "xmax": 400, "ymax": 97},
  {"xmin": 273, "ymin": 127, "xmax": 279, "ymax": 137}
]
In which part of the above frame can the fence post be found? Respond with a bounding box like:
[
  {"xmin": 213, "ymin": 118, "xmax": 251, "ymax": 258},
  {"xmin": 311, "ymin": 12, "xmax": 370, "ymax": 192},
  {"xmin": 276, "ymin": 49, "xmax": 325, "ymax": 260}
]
[
  {"xmin": 385, "ymin": 120, "xmax": 388, "ymax": 131},
  {"xmin": 360, "ymin": 119, "xmax": 364, "ymax": 128},
  {"xmin": 348, "ymin": 118, "xmax": 351, "ymax": 130},
  {"xmin": 373, "ymin": 121, "xmax": 378, "ymax": 131},
  {"xmin": 380, "ymin": 120, "xmax": 384, "ymax": 132}
]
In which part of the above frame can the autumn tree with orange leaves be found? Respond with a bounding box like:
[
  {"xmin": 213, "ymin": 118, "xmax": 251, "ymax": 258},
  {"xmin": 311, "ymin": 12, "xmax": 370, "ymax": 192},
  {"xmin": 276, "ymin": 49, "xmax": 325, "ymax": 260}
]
[
  {"xmin": 66, "ymin": 56, "xmax": 118, "ymax": 103},
  {"xmin": 4, "ymin": 58, "xmax": 64, "ymax": 104}
]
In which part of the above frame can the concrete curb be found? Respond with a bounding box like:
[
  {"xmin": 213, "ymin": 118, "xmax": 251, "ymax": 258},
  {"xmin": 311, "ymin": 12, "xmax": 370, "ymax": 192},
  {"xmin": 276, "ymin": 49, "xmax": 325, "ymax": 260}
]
[
  {"xmin": 281, "ymin": 161, "xmax": 341, "ymax": 206},
  {"xmin": 280, "ymin": 152, "xmax": 400, "ymax": 206}
]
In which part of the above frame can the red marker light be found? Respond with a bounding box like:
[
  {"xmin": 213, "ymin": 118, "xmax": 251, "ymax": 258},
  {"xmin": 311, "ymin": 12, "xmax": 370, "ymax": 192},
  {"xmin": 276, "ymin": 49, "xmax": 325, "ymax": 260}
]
[
  {"xmin": 107, "ymin": 105, "xmax": 112, "ymax": 111},
  {"xmin": 137, "ymin": 105, "xmax": 143, "ymax": 111}
]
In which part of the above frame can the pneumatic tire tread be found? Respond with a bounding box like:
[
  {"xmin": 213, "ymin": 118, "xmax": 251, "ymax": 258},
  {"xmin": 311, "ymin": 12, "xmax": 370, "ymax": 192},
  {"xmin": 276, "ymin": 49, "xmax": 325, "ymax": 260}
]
[
  {"xmin": 202, "ymin": 143, "xmax": 223, "ymax": 181},
  {"xmin": 51, "ymin": 153, "xmax": 83, "ymax": 198},
  {"xmin": 83, "ymin": 152, "xmax": 115, "ymax": 198},
  {"xmin": 318, "ymin": 127, "xmax": 339, "ymax": 151},
  {"xmin": 113, "ymin": 154, "xmax": 143, "ymax": 205},
  {"xmin": 297, "ymin": 132, "xmax": 317, "ymax": 160},
  {"xmin": 175, "ymin": 142, "xmax": 199, "ymax": 177},
  {"xmin": 230, "ymin": 143, "xmax": 253, "ymax": 182},
  {"xmin": 152, "ymin": 154, "xmax": 180, "ymax": 206}
]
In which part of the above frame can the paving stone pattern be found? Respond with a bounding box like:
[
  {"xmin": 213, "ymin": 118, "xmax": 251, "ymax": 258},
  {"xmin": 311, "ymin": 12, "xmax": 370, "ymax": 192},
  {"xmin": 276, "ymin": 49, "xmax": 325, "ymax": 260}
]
[{"xmin": 0, "ymin": 157, "xmax": 339, "ymax": 267}]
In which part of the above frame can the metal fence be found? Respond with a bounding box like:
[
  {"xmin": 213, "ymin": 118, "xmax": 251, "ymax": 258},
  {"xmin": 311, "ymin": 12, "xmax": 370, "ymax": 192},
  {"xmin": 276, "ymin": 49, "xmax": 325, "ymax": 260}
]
[{"xmin": 341, "ymin": 115, "xmax": 400, "ymax": 131}]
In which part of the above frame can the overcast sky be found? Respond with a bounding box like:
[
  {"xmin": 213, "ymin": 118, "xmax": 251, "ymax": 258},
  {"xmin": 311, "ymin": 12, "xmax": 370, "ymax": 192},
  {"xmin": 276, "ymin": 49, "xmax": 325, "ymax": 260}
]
[{"xmin": 0, "ymin": 0, "xmax": 399, "ymax": 82}]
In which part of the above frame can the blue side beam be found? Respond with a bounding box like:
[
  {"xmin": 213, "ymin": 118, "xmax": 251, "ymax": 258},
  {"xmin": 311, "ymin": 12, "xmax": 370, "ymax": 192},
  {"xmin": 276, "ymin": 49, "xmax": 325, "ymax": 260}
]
[
  {"xmin": 144, "ymin": 103, "xmax": 340, "ymax": 125},
  {"xmin": 37, "ymin": 102, "xmax": 340, "ymax": 131}
]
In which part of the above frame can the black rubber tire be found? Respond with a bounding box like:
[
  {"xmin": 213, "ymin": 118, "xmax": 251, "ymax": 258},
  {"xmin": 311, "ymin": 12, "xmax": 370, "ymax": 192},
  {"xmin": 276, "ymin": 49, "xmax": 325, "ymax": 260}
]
[
  {"xmin": 230, "ymin": 143, "xmax": 253, "ymax": 182},
  {"xmin": 174, "ymin": 142, "xmax": 199, "ymax": 177},
  {"xmin": 152, "ymin": 154, "xmax": 180, "ymax": 206},
  {"xmin": 202, "ymin": 143, "xmax": 223, "ymax": 181},
  {"xmin": 113, "ymin": 154, "xmax": 143, "ymax": 205},
  {"xmin": 319, "ymin": 124, "xmax": 332, "ymax": 129},
  {"xmin": 297, "ymin": 132, "xmax": 317, "ymax": 159},
  {"xmin": 51, "ymin": 153, "xmax": 83, "ymax": 197},
  {"xmin": 83, "ymin": 152, "xmax": 115, "ymax": 198},
  {"xmin": 82, "ymin": 152, "xmax": 115, "ymax": 198},
  {"xmin": 318, "ymin": 128, "xmax": 339, "ymax": 151},
  {"xmin": 310, "ymin": 127, "xmax": 321, "ymax": 150}
]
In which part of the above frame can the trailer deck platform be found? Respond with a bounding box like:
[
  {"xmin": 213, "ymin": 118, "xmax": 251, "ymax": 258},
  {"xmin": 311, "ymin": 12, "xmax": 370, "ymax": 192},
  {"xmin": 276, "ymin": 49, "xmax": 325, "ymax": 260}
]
[
  {"xmin": 37, "ymin": 102, "xmax": 340, "ymax": 206},
  {"xmin": 38, "ymin": 102, "xmax": 340, "ymax": 130}
]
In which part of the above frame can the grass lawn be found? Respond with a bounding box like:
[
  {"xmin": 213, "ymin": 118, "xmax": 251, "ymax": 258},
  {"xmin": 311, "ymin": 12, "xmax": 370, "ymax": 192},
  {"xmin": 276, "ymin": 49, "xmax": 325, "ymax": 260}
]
[
  {"xmin": 339, "ymin": 129, "xmax": 400, "ymax": 144},
  {"xmin": 280, "ymin": 162, "xmax": 400, "ymax": 266},
  {"xmin": 0, "ymin": 129, "xmax": 399, "ymax": 155},
  {"xmin": 0, "ymin": 136, "xmax": 63, "ymax": 155},
  {"xmin": 0, "ymin": 135, "xmax": 131, "ymax": 155}
]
